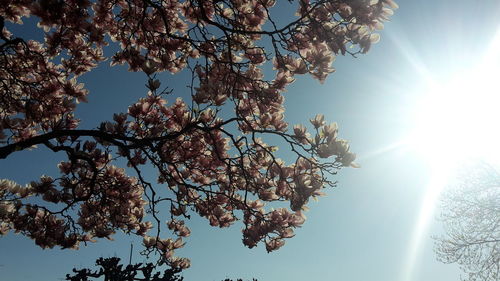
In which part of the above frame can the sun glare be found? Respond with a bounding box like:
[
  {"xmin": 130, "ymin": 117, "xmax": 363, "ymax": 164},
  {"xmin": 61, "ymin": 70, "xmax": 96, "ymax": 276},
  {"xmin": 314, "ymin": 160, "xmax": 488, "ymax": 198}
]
[
  {"xmin": 410, "ymin": 48, "xmax": 500, "ymax": 171},
  {"xmin": 401, "ymin": 29, "xmax": 500, "ymax": 281}
]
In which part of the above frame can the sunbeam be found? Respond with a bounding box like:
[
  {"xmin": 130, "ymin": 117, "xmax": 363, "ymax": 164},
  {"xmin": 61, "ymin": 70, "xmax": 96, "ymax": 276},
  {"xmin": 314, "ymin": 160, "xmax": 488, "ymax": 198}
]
[{"xmin": 400, "ymin": 27, "xmax": 500, "ymax": 281}]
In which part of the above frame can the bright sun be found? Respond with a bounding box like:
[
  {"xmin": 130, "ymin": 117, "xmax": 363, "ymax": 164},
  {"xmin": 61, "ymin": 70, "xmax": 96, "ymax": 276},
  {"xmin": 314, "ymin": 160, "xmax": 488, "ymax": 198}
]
[
  {"xmin": 401, "ymin": 30, "xmax": 500, "ymax": 281},
  {"xmin": 409, "ymin": 34, "xmax": 500, "ymax": 172}
]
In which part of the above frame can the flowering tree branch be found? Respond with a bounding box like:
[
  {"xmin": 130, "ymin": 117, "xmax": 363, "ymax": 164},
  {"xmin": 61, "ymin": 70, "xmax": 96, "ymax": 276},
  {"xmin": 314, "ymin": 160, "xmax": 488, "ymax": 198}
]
[{"xmin": 0, "ymin": 0, "xmax": 397, "ymax": 269}]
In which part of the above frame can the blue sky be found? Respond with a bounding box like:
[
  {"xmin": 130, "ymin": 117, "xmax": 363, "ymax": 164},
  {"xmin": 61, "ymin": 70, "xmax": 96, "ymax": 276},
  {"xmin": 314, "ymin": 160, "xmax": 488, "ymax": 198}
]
[{"xmin": 1, "ymin": 0, "xmax": 500, "ymax": 280}]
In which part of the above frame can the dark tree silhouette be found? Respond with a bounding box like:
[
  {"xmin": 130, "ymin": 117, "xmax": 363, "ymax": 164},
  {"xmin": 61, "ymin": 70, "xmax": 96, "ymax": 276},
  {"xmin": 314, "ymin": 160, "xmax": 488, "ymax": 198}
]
[
  {"xmin": 65, "ymin": 256, "xmax": 257, "ymax": 281},
  {"xmin": 66, "ymin": 257, "xmax": 183, "ymax": 281}
]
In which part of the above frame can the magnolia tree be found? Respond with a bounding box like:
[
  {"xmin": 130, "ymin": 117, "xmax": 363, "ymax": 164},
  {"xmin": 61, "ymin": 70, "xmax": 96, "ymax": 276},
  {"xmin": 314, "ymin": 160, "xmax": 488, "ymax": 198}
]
[{"xmin": 0, "ymin": 0, "xmax": 397, "ymax": 269}]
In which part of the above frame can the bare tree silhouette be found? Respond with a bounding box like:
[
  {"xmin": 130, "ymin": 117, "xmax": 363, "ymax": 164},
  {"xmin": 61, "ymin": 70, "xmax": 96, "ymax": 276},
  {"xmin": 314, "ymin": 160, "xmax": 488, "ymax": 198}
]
[{"xmin": 435, "ymin": 163, "xmax": 499, "ymax": 281}]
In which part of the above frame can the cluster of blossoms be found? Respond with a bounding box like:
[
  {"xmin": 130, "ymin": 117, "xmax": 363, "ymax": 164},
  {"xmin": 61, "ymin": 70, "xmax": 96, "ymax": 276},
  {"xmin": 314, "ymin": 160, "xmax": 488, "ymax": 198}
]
[{"xmin": 1, "ymin": 0, "xmax": 396, "ymax": 269}]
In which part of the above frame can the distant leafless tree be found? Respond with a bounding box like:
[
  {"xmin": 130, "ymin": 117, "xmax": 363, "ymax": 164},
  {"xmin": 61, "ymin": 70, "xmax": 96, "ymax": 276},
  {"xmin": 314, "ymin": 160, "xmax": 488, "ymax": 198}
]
[{"xmin": 435, "ymin": 163, "xmax": 500, "ymax": 281}]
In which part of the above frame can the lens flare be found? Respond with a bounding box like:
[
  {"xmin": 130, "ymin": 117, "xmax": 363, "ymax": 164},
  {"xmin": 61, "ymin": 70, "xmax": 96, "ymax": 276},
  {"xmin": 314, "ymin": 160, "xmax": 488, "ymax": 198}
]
[{"xmin": 402, "ymin": 29, "xmax": 500, "ymax": 281}]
